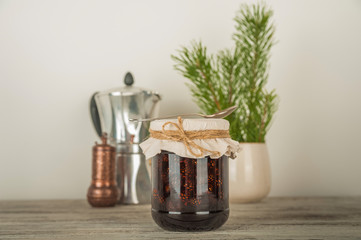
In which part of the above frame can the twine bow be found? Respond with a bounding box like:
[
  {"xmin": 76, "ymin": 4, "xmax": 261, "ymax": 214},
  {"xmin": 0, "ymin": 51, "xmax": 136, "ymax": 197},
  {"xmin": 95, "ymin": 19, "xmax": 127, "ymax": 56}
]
[{"xmin": 149, "ymin": 117, "xmax": 230, "ymax": 158}]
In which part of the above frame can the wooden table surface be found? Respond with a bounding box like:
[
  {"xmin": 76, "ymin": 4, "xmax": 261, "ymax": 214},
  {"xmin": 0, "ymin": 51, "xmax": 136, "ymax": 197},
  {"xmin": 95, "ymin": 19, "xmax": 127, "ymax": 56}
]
[{"xmin": 0, "ymin": 197, "xmax": 360, "ymax": 239}]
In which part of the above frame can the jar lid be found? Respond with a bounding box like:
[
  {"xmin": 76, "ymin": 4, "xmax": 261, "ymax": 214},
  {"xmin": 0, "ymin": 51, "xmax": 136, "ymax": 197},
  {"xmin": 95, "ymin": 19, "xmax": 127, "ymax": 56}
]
[
  {"xmin": 140, "ymin": 117, "xmax": 240, "ymax": 159},
  {"xmin": 150, "ymin": 118, "xmax": 230, "ymax": 131}
]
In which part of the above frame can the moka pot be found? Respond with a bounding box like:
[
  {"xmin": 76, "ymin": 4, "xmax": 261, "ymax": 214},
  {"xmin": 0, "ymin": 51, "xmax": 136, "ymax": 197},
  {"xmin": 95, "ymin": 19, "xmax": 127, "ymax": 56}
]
[{"xmin": 90, "ymin": 72, "xmax": 161, "ymax": 204}]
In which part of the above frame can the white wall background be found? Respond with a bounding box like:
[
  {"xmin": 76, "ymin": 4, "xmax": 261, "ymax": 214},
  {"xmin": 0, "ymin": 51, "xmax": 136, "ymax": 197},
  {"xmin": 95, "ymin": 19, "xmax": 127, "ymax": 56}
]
[{"xmin": 1, "ymin": 0, "xmax": 361, "ymax": 200}]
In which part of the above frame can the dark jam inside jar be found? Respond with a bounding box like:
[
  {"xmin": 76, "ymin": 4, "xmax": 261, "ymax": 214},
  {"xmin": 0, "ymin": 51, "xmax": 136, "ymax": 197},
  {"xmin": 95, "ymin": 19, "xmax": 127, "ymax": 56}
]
[{"xmin": 151, "ymin": 150, "xmax": 229, "ymax": 231}]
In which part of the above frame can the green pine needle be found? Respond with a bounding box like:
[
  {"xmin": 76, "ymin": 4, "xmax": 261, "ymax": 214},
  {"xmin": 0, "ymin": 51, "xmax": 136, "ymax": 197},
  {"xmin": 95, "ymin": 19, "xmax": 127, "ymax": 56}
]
[{"xmin": 172, "ymin": 3, "xmax": 278, "ymax": 142}]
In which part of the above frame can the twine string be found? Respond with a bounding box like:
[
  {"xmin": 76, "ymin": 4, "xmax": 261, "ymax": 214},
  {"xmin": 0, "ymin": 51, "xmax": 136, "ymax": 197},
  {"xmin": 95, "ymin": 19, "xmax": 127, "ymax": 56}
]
[{"xmin": 149, "ymin": 116, "xmax": 230, "ymax": 158}]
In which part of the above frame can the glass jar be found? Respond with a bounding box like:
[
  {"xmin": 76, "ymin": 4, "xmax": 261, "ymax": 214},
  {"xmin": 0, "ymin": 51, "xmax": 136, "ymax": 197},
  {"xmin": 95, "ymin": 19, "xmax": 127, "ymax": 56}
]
[
  {"xmin": 140, "ymin": 117, "xmax": 240, "ymax": 232},
  {"xmin": 151, "ymin": 150, "xmax": 229, "ymax": 231}
]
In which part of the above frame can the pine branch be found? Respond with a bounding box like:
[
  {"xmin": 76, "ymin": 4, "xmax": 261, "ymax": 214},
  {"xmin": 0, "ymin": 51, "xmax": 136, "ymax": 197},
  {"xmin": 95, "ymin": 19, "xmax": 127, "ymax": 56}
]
[
  {"xmin": 233, "ymin": 3, "xmax": 277, "ymax": 142},
  {"xmin": 171, "ymin": 42, "xmax": 221, "ymax": 114},
  {"xmin": 195, "ymin": 60, "xmax": 222, "ymax": 111},
  {"xmin": 172, "ymin": 3, "xmax": 278, "ymax": 143}
]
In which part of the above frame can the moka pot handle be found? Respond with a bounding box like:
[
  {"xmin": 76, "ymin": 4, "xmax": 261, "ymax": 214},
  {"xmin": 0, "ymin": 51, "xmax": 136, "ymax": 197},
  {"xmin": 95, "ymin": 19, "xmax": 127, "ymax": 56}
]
[{"xmin": 90, "ymin": 92, "xmax": 102, "ymax": 138}]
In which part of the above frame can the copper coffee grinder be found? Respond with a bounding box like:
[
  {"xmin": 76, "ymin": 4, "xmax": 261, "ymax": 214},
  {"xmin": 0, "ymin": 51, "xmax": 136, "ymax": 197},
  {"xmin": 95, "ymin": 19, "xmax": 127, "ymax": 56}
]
[
  {"xmin": 87, "ymin": 133, "xmax": 118, "ymax": 207},
  {"xmin": 90, "ymin": 72, "xmax": 161, "ymax": 204}
]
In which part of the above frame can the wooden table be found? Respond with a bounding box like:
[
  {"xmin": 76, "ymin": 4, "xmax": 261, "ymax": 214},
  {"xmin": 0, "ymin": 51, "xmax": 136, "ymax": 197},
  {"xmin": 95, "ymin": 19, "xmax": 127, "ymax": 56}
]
[{"xmin": 0, "ymin": 197, "xmax": 360, "ymax": 239}]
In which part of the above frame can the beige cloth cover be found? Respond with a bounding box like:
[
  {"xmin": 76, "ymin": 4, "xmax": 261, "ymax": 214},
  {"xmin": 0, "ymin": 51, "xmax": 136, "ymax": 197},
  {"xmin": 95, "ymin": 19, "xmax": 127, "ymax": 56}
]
[{"xmin": 140, "ymin": 118, "xmax": 240, "ymax": 159}]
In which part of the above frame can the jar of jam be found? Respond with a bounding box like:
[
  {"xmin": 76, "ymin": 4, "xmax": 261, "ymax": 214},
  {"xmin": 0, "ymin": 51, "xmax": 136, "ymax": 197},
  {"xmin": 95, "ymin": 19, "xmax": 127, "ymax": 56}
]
[{"xmin": 140, "ymin": 117, "xmax": 239, "ymax": 231}]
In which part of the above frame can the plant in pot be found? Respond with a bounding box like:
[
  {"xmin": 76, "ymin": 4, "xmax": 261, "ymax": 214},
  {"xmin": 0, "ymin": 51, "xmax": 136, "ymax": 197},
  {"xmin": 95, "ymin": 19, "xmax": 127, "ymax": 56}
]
[{"xmin": 172, "ymin": 3, "xmax": 278, "ymax": 203}]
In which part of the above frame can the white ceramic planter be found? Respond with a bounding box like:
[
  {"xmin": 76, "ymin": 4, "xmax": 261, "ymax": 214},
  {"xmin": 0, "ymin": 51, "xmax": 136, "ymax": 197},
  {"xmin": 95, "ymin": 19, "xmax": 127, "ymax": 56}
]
[{"xmin": 229, "ymin": 143, "xmax": 271, "ymax": 203}]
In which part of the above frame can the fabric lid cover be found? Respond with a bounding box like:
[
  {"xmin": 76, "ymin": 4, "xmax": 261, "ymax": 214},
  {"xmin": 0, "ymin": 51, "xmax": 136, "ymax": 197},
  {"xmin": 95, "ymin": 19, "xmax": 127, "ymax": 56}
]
[{"xmin": 140, "ymin": 118, "xmax": 240, "ymax": 159}]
